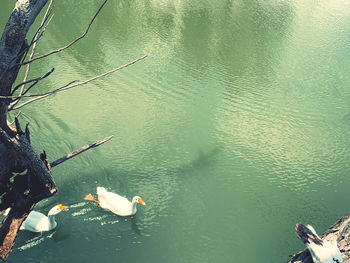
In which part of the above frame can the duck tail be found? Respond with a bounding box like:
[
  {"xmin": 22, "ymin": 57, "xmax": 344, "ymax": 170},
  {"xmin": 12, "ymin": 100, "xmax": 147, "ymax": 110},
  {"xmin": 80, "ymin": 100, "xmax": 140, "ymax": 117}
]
[
  {"xmin": 84, "ymin": 194, "xmax": 100, "ymax": 204},
  {"xmin": 296, "ymin": 223, "xmax": 323, "ymax": 245}
]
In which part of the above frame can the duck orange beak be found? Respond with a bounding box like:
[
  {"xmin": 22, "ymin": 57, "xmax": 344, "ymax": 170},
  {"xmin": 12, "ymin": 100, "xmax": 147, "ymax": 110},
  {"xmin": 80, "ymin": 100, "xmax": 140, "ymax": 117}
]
[
  {"xmin": 58, "ymin": 204, "xmax": 68, "ymax": 211},
  {"xmin": 138, "ymin": 197, "xmax": 146, "ymax": 206}
]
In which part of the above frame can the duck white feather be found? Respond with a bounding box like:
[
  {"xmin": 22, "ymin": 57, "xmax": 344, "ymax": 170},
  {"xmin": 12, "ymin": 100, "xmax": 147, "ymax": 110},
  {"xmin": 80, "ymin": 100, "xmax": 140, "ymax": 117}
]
[
  {"xmin": 296, "ymin": 223, "xmax": 342, "ymax": 263},
  {"xmin": 20, "ymin": 204, "xmax": 67, "ymax": 232},
  {"xmin": 85, "ymin": 187, "xmax": 145, "ymax": 216}
]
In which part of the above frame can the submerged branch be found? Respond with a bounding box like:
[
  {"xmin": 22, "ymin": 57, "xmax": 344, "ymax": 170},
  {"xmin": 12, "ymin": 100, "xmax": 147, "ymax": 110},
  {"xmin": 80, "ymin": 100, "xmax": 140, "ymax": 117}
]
[{"xmin": 50, "ymin": 136, "xmax": 113, "ymax": 168}]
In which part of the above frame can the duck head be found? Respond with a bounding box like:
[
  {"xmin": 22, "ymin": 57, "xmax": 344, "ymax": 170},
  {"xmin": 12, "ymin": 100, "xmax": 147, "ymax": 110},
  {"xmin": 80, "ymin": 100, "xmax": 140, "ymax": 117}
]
[
  {"xmin": 48, "ymin": 204, "xmax": 68, "ymax": 216},
  {"xmin": 132, "ymin": 196, "xmax": 146, "ymax": 206}
]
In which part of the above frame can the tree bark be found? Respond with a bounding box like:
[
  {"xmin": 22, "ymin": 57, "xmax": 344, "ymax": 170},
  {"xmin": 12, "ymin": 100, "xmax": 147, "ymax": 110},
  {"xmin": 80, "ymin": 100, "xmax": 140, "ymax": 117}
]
[
  {"xmin": 0, "ymin": 0, "xmax": 48, "ymax": 133},
  {"xmin": 0, "ymin": 0, "xmax": 143, "ymax": 260},
  {"xmin": 0, "ymin": 1, "xmax": 55, "ymax": 260}
]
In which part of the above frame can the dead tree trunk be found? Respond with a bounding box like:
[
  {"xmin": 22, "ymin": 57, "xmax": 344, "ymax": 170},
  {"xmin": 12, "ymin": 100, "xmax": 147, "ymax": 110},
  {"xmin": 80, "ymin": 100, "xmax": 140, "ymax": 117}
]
[
  {"xmin": 0, "ymin": 0, "xmax": 147, "ymax": 260},
  {"xmin": 0, "ymin": 0, "xmax": 49, "ymax": 133},
  {"xmin": 288, "ymin": 213, "xmax": 350, "ymax": 262},
  {"xmin": 0, "ymin": 1, "xmax": 56, "ymax": 259}
]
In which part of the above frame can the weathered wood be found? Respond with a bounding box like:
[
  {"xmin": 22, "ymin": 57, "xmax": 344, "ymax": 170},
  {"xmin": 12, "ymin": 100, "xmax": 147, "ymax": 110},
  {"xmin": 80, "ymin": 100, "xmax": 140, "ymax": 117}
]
[
  {"xmin": 0, "ymin": 209, "xmax": 30, "ymax": 261},
  {"xmin": 13, "ymin": 117, "xmax": 22, "ymax": 135},
  {"xmin": 0, "ymin": 127, "xmax": 56, "ymax": 190},
  {"xmin": 0, "ymin": 126, "xmax": 57, "ymax": 260},
  {"xmin": 0, "ymin": 0, "xmax": 48, "ymax": 132},
  {"xmin": 24, "ymin": 123, "xmax": 30, "ymax": 143},
  {"xmin": 9, "ymin": 0, "xmax": 54, "ymax": 111},
  {"xmin": 50, "ymin": 136, "xmax": 113, "ymax": 168},
  {"xmin": 0, "ymin": 0, "xmax": 123, "ymax": 260},
  {"xmin": 288, "ymin": 214, "xmax": 350, "ymax": 262},
  {"xmin": 0, "ymin": 166, "xmax": 56, "ymax": 261}
]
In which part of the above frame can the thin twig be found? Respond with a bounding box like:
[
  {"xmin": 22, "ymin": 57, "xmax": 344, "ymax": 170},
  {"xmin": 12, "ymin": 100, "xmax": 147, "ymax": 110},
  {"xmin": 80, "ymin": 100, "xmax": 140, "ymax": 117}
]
[
  {"xmin": 50, "ymin": 136, "xmax": 113, "ymax": 168},
  {"xmin": 8, "ymin": 55, "xmax": 147, "ymax": 110},
  {"xmin": 8, "ymin": 68, "xmax": 55, "ymax": 110},
  {"xmin": 38, "ymin": 14, "xmax": 54, "ymax": 39},
  {"xmin": 22, "ymin": 69, "xmax": 54, "ymax": 96},
  {"xmin": 20, "ymin": 1, "xmax": 53, "ymax": 65},
  {"xmin": 10, "ymin": 112, "xmax": 21, "ymax": 126},
  {"xmin": 0, "ymin": 3, "xmax": 53, "ymax": 84},
  {"xmin": 10, "ymin": 68, "xmax": 54, "ymax": 96},
  {"xmin": 8, "ymin": 80, "xmax": 77, "ymax": 111},
  {"xmin": 3, "ymin": 55, "xmax": 147, "ymax": 100},
  {"xmin": 20, "ymin": 0, "xmax": 108, "ymax": 66},
  {"xmin": 12, "ymin": 0, "xmax": 54, "ymax": 109}
]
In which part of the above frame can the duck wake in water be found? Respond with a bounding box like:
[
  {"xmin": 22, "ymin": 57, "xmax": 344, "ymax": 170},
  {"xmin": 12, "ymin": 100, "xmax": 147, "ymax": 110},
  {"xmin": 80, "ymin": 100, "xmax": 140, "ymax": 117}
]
[{"xmin": 85, "ymin": 187, "xmax": 145, "ymax": 216}]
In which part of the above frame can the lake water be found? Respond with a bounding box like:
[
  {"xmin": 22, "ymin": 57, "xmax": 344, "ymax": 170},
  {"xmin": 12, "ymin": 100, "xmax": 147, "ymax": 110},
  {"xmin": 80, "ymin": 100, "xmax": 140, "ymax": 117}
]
[{"xmin": 1, "ymin": 0, "xmax": 350, "ymax": 262}]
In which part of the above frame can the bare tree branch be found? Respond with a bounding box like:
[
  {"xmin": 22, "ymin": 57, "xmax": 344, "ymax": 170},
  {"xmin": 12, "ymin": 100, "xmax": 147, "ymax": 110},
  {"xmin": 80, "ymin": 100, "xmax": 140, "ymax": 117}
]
[
  {"xmin": 20, "ymin": 0, "xmax": 108, "ymax": 67},
  {"xmin": 19, "ymin": 1, "xmax": 54, "ymax": 65},
  {"xmin": 21, "ymin": 70, "xmax": 54, "ymax": 96},
  {"xmin": 14, "ymin": 117, "xmax": 23, "ymax": 135},
  {"xmin": 7, "ymin": 55, "xmax": 148, "ymax": 110},
  {"xmin": 9, "ymin": 112, "xmax": 21, "ymax": 126},
  {"xmin": 8, "ymin": 80, "xmax": 77, "ymax": 111},
  {"xmin": 10, "ymin": 68, "xmax": 54, "ymax": 96},
  {"xmin": 0, "ymin": 0, "xmax": 120, "ymax": 259},
  {"xmin": 11, "ymin": 0, "xmax": 54, "ymax": 110},
  {"xmin": 0, "ymin": 0, "xmax": 51, "ymax": 84},
  {"xmin": 19, "ymin": 2, "xmax": 54, "ymax": 69},
  {"xmin": 50, "ymin": 136, "xmax": 113, "ymax": 168},
  {"xmin": 25, "ymin": 123, "xmax": 30, "ymax": 143}
]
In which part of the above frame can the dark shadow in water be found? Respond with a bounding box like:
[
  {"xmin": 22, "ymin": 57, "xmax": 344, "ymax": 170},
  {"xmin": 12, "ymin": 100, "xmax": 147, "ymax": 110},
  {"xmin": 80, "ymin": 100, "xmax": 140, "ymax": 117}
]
[
  {"xmin": 17, "ymin": 230, "xmax": 42, "ymax": 241},
  {"xmin": 171, "ymin": 147, "xmax": 220, "ymax": 177},
  {"xmin": 51, "ymin": 233, "xmax": 70, "ymax": 243},
  {"xmin": 130, "ymin": 216, "xmax": 142, "ymax": 236}
]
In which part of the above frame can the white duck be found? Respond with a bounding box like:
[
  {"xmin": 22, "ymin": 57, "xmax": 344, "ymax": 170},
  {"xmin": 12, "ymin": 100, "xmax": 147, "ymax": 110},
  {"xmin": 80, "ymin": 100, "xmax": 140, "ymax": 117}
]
[
  {"xmin": 84, "ymin": 186, "xmax": 145, "ymax": 216},
  {"xmin": 296, "ymin": 223, "xmax": 343, "ymax": 263},
  {"xmin": 20, "ymin": 204, "xmax": 68, "ymax": 232}
]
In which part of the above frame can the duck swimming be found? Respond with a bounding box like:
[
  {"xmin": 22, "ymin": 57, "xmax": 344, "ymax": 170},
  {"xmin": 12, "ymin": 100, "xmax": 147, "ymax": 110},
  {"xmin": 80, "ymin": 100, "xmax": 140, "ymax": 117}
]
[
  {"xmin": 296, "ymin": 223, "xmax": 342, "ymax": 263},
  {"xmin": 20, "ymin": 204, "xmax": 68, "ymax": 232},
  {"xmin": 84, "ymin": 186, "xmax": 145, "ymax": 216}
]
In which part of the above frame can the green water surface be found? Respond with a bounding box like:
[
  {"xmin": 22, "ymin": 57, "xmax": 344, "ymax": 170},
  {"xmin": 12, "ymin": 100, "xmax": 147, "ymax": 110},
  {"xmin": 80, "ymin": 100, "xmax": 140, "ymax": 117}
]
[{"xmin": 1, "ymin": 0, "xmax": 350, "ymax": 262}]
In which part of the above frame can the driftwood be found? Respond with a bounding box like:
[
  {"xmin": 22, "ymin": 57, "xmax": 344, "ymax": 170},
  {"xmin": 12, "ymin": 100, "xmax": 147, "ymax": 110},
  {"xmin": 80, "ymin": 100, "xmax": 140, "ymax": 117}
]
[
  {"xmin": 50, "ymin": 136, "xmax": 113, "ymax": 168},
  {"xmin": 288, "ymin": 213, "xmax": 350, "ymax": 262},
  {"xmin": 0, "ymin": 0, "xmax": 146, "ymax": 260}
]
